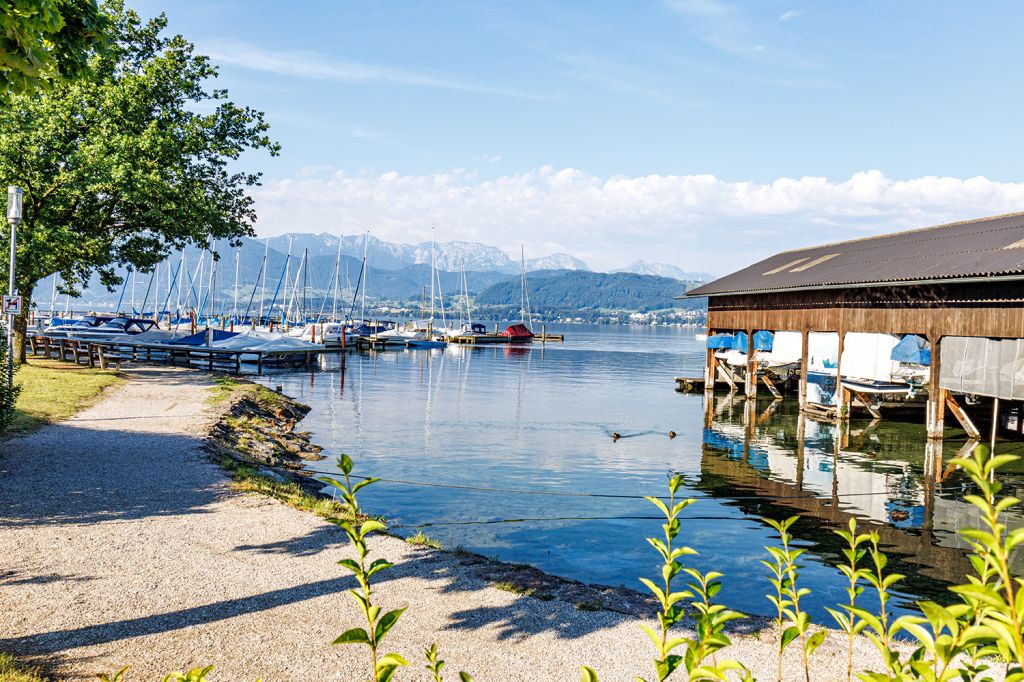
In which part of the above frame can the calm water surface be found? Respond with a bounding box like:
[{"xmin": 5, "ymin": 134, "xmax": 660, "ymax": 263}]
[{"xmin": 259, "ymin": 323, "xmax": 1024, "ymax": 621}]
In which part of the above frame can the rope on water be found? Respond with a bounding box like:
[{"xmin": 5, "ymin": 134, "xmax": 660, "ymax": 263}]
[{"xmin": 325, "ymin": 473, "xmax": 970, "ymax": 502}]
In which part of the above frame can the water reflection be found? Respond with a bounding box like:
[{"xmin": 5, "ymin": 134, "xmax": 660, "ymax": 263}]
[{"xmin": 261, "ymin": 324, "xmax": 1023, "ymax": 622}]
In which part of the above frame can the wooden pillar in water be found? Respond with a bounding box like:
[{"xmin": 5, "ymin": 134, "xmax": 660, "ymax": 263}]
[
  {"xmin": 926, "ymin": 334, "xmax": 945, "ymax": 441},
  {"xmin": 799, "ymin": 330, "xmax": 809, "ymax": 410},
  {"xmin": 745, "ymin": 327, "xmax": 757, "ymax": 400},
  {"xmin": 835, "ymin": 327, "xmax": 850, "ymax": 420},
  {"xmin": 704, "ymin": 327, "xmax": 716, "ymax": 396}
]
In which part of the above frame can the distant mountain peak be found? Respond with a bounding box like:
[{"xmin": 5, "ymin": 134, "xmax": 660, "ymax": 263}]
[{"xmin": 611, "ymin": 260, "xmax": 713, "ymax": 282}]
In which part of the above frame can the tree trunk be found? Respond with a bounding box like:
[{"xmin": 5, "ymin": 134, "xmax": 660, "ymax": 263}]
[{"xmin": 12, "ymin": 286, "xmax": 31, "ymax": 364}]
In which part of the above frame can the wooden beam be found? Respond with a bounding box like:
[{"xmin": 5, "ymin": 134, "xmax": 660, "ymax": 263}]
[
  {"xmin": 799, "ymin": 330, "xmax": 809, "ymax": 409},
  {"xmin": 836, "ymin": 328, "xmax": 850, "ymax": 421},
  {"xmin": 745, "ymin": 327, "xmax": 757, "ymax": 400},
  {"xmin": 927, "ymin": 334, "xmax": 944, "ymax": 440},
  {"xmin": 851, "ymin": 390, "xmax": 883, "ymax": 420},
  {"xmin": 717, "ymin": 359, "xmax": 738, "ymax": 393},
  {"xmin": 704, "ymin": 328, "xmax": 716, "ymax": 394},
  {"xmin": 762, "ymin": 374, "xmax": 783, "ymax": 399},
  {"xmin": 944, "ymin": 392, "xmax": 980, "ymax": 439}
]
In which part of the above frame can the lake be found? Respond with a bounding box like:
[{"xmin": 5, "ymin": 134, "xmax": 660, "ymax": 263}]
[{"xmin": 257, "ymin": 323, "xmax": 1024, "ymax": 622}]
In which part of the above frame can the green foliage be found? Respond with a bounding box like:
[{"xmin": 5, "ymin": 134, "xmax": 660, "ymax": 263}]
[
  {"xmin": 406, "ymin": 531, "xmax": 443, "ymax": 550},
  {"xmin": 0, "ymin": 335, "xmax": 20, "ymax": 433},
  {"xmin": 423, "ymin": 644, "xmax": 473, "ymax": 682},
  {"xmin": 161, "ymin": 668, "xmax": 214, "ymax": 682},
  {"xmin": 0, "ymin": 0, "xmax": 110, "ymax": 99},
  {"xmin": 825, "ymin": 519, "xmax": 871, "ymax": 682},
  {"xmin": 95, "ymin": 666, "xmax": 128, "ymax": 681},
  {"xmin": 762, "ymin": 516, "xmax": 822, "ymax": 682},
  {"xmin": 320, "ymin": 455, "xmax": 407, "ymax": 682},
  {"xmin": 633, "ymin": 475, "xmax": 748, "ymax": 681},
  {"xmin": 0, "ymin": 651, "xmax": 45, "ymax": 682},
  {"xmin": 944, "ymin": 445, "xmax": 1024, "ymax": 681},
  {"xmin": 0, "ymin": 0, "xmax": 279, "ymax": 358},
  {"xmin": 475, "ymin": 270, "xmax": 706, "ymax": 314}
]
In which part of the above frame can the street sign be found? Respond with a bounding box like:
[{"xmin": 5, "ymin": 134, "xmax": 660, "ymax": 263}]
[{"xmin": 2, "ymin": 295, "xmax": 22, "ymax": 315}]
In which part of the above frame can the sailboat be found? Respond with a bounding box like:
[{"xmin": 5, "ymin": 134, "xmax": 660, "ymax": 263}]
[{"xmin": 501, "ymin": 245, "xmax": 535, "ymax": 343}]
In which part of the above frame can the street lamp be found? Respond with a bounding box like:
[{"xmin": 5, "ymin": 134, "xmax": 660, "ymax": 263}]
[{"xmin": 6, "ymin": 185, "xmax": 21, "ymax": 391}]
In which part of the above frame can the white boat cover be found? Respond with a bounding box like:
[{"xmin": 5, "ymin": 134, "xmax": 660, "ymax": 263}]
[
  {"xmin": 840, "ymin": 332, "xmax": 901, "ymax": 382},
  {"xmin": 808, "ymin": 332, "xmax": 838, "ymax": 373},
  {"xmin": 758, "ymin": 330, "xmax": 802, "ymax": 366},
  {"xmin": 212, "ymin": 331, "xmax": 324, "ymax": 353},
  {"xmin": 940, "ymin": 336, "xmax": 1024, "ymax": 400}
]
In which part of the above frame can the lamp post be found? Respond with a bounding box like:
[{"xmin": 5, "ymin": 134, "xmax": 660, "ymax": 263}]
[{"xmin": 6, "ymin": 186, "xmax": 21, "ymax": 390}]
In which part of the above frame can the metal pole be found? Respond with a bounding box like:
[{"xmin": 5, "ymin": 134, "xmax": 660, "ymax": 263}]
[{"xmin": 7, "ymin": 217, "xmax": 15, "ymax": 387}]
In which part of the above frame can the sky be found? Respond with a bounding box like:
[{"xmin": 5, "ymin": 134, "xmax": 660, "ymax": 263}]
[{"xmin": 132, "ymin": 0, "xmax": 1024, "ymax": 274}]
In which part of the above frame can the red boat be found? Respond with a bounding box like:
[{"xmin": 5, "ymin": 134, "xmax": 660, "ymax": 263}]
[{"xmin": 501, "ymin": 323, "xmax": 534, "ymax": 343}]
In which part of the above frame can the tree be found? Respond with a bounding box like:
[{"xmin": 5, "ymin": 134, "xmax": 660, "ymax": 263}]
[
  {"xmin": 0, "ymin": 1, "xmax": 279, "ymax": 361},
  {"xmin": 1, "ymin": 0, "xmax": 110, "ymax": 99}
]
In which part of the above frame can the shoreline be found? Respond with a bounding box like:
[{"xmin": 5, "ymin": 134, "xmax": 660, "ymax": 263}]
[
  {"xmin": 0, "ymin": 364, "xmax": 928, "ymax": 680},
  {"xmin": 205, "ymin": 376, "xmax": 670, "ymax": 620}
]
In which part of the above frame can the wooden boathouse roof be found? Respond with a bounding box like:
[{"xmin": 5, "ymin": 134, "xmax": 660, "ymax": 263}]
[{"xmin": 688, "ymin": 211, "xmax": 1024, "ymax": 297}]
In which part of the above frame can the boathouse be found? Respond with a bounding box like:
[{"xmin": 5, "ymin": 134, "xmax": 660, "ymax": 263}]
[{"xmin": 687, "ymin": 211, "xmax": 1024, "ymax": 444}]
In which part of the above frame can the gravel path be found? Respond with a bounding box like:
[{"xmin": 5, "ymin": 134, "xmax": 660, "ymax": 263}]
[{"xmin": 0, "ymin": 366, "xmax": 896, "ymax": 681}]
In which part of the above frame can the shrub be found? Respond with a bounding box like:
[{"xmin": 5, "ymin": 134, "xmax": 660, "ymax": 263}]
[{"xmin": 0, "ymin": 334, "xmax": 20, "ymax": 434}]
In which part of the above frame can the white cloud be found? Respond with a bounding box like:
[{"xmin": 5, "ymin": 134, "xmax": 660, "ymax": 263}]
[
  {"xmin": 252, "ymin": 167, "xmax": 1024, "ymax": 273},
  {"xmin": 201, "ymin": 40, "xmax": 544, "ymax": 100},
  {"xmin": 778, "ymin": 10, "xmax": 803, "ymax": 22}
]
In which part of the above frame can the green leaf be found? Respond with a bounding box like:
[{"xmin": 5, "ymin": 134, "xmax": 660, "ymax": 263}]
[
  {"xmin": 459, "ymin": 673, "xmax": 474, "ymax": 682},
  {"xmin": 374, "ymin": 607, "xmax": 407, "ymax": 643},
  {"xmin": 339, "ymin": 454, "xmax": 354, "ymax": 474},
  {"xmin": 781, "ymin": 625, "xmax": 801, "ymax": 650},
  {"xmin": 332, "ymin": 627, "xmax": 370, "ymax": 645},
  {"xmin": 581, "ymin": 666, "xmax": 600, "ymax": 682}
]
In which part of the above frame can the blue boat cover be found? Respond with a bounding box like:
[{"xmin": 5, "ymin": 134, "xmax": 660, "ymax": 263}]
[
  {"xmin": 890, "ymin": 334, "xmax": 931, "ymax": 365},
  {"xmin": 730, "ymin": 330, "xmax": 773, "ymax": 352},
  {"xmin": 752, "ymin": 330, "xmax": 774, "ymax": 351},
  {"xmin": 706, "ymin": 333, "xmax": 735, "ymax": 349},
  {"xmin": 167, "ymin": 329, "xmax": 239, "ymax": 346}
]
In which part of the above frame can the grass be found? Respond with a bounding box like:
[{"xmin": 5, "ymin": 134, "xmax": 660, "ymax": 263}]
[
  {"xmin": 223, "ymin": 458, "xmax": 356, "ymax": 521},
  {"xmin": 493, "ymin": 581, "xmax": 528, "ymax": 594},
  {"xmin": 206, "ymin": 375, "xmax": 247, "ymax": 404},
  {"xmin": 405, "ymin": 531, "xmax": 443, "ymax": 549},
  {"xmin": 6, "ymin": 358, "xmax": 121, "ymax": 437},
  {"xmin": 0, "ymin": 653, "xmax": 45, "ymax": 682}
]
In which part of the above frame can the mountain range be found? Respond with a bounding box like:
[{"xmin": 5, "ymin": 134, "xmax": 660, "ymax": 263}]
[{"xmin": 35, "ymin": 232, "xmax": 711, "ymax": 315}]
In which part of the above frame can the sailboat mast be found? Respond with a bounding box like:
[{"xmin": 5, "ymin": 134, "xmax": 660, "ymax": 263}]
[
  {"xmin": 430, "ymin": 230, "xmax": 435, "ymax": 321},
  {"xmin": 331, "ymin": 237, "xmax": 342, "ymax": 321},
  {"xmin": 233, "ymin": 248, "xmax": 240, "ymax": 319},
  {"xmin": 360, "ymin": 232, "xmax": 368, "ymax": 321},
  {"xmin": 463, "ymin": 259, "xmax": 472, "ymax": 327},
  {"xmin": 302, "ymin": 247, "xmax": 308, "ymax": 323},
  {"xmin": 259, "ymin": 237, "xmax": 269, "ymax": 324},
  {"xmin": 49, "ymin": 273, "xmax": 58, "ymax": 315}
]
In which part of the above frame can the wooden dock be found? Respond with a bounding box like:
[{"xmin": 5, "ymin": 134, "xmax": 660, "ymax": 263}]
[{"xmin": 29, "ymin": 335, "xmax": 319, "ymax": 374}]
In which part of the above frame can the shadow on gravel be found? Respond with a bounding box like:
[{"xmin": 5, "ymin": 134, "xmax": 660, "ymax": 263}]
[
  {"xmin": 0, "ymin": 574, "xmax": 360, "ymax": 655},
  {"xmin": 0, "ymin": 422, "xmax": 221, "ymax": 528}
]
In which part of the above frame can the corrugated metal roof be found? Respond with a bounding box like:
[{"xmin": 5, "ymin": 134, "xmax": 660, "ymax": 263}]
[{"xmin": 687, "ymin": 212, "xmax": 1024, "ymax": 297}]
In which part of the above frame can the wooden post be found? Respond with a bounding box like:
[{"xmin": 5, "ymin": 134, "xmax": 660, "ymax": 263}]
[
  {"xmin": 799, "ymin": 330, "xmax": 809, "ymax": 409},
  {"xmin": 835, "ymin": 329, "xmax": 850, "ymax": 420},
  {"xmin": 991, "ymin": 397, "xmax": 1000, "ymax": 456},
  {"xmin": 744, "ymin": 328, "xmax": 757, "ymax": 400},
  {"xmin": 704, "ymin": 328, "xmax": 716, "ymax": 395},
  {"xmin": 98, "ymin": 345, "xmax": 107, "ymax": 370},
  {"xmin": 927, "ymin": 334, "xmax": 945, "ymax": 440}
]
